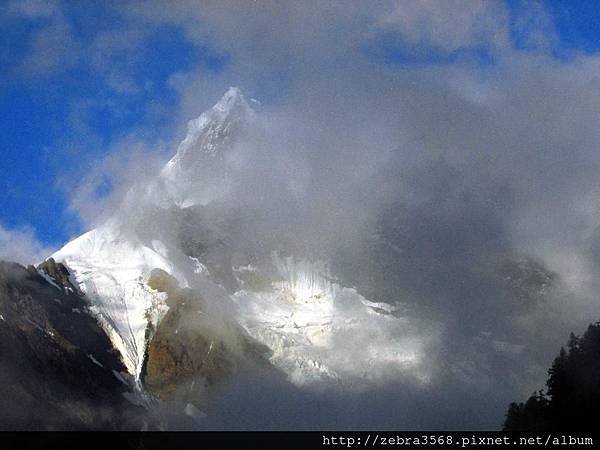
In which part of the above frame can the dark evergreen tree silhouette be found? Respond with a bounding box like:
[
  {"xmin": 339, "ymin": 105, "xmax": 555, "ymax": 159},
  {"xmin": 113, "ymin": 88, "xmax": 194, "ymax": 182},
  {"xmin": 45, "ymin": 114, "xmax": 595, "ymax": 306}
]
[{"xmin": 503, "ymin": 321, "xmax": 600, "ymax": 431}]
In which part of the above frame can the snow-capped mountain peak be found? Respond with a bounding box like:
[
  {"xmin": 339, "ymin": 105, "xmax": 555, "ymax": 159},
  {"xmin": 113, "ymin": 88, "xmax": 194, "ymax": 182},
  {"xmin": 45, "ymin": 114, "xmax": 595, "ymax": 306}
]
[
  {"xmin": 163, "ymin": 86, "xmax": 255, "ymax": 172},
  {"xmin": 160, "ymin": 86, "xmax": 256, "ymax": 207},
  {"xmin": 50, "ymin": 87, "xmax": 436, "ymax": 391},
  {"xmin": 213, "ymin": 86, "xmax": 253, "ymax": 115},
  {"xmin": 50, "ymin": 88, "xmax": 259, "ymax": 378}
]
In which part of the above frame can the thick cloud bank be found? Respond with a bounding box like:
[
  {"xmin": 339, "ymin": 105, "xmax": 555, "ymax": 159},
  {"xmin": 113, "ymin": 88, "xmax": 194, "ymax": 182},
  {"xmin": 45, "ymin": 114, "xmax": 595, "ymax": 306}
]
[{"xmin": 7, "ymin": 1, "xmax": 600, "ymax": 429}]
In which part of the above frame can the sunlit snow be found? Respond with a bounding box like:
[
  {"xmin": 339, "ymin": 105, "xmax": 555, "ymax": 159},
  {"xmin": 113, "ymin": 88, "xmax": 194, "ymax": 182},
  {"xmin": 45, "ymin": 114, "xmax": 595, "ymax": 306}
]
[{"xmin": 51, "ymin": 88, "xmax": 436, "ymax": 386}]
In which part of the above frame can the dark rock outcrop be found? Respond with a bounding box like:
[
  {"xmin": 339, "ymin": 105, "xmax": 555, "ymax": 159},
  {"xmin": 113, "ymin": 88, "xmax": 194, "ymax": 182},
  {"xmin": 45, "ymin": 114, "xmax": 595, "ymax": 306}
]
[
  {"xmin": 36, "ymin": 257, "xmax": 78, "ymax": 292},
  {"xmin": 0, "ymin": 260, "xmax": 147, "ymax": 430},
  {"xmin": 0, "ymin": 259, "xmax": 282, "ymax": 430}
]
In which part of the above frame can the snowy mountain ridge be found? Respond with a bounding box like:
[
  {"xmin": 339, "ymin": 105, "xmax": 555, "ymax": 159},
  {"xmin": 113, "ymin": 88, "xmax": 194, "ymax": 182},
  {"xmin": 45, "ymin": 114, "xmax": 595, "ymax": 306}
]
[{"xmin": 51, "ymin": 88, "xmax": 435, "ymax": 388}]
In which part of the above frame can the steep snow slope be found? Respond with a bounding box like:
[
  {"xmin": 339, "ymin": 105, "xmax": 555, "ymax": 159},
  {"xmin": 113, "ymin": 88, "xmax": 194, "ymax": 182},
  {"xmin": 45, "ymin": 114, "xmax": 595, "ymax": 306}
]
[
  {"xmin": 52, "ymin": 88, "xmax": 253, "ymax": 377},
  {"xmin": 52, "ymin": 87, "xmax": 436, "ymax": 386},
  {"xmin": 233, "ymin": 255, "xmax": 435, "ymax": 386},
  {"xmin": 161, "ymin": 86, "xmax": 257, "ymax": 208},
  {"xmin": 52, "ymin": 220, "xmax": 179, "ymax": 376}
]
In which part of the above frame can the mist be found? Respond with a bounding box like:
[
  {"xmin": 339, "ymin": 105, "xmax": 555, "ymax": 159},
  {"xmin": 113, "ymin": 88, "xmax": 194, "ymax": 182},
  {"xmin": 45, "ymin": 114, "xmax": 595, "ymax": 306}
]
[
  {"xmin": 96, "ymin": 69, "xmax": 598, "ymax": 428},
  {"xmin": 4, "ymin": 0, "xmax": 600, "ymax": 430}
]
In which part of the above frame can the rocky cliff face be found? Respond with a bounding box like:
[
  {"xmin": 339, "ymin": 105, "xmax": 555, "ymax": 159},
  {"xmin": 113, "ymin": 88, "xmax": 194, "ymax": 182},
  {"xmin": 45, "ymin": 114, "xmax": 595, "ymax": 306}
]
[
  {"xmin": 0, "ymin": 258, "xmax": 282, "ymax": 429},
  {"xmin": 142, "ymin": 269, "xmax": 277, "ymax": 402},
  {"xmin": 12, "ymin": 88, "xmax": 463, "ymax": 428},
  {"xmin": 0, "ymin": 260, "xmax": 146, "ymax": 430}
]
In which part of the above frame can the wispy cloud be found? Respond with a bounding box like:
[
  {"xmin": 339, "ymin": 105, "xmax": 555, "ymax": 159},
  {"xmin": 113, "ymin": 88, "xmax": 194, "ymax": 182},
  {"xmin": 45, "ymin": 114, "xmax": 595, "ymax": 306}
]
[
  {"xmin": 0, "ymin": 223, "xmax": 54, "ymax": 265},
  {"xmin": 4, "ymin": 0, "xmax": 57, "ymax": 19},
  {"xmin": 61, "ymin": 134, "xmax": 169, "ymax": 228},
  {"xmin": 6, "ymin": 3, "xmax": 80, "ymax": 78},
  {"xmin": 376, "ymin": 0, "xmax": 510, "ymax": 53},
  {"xmin": 5, "ymin": 0, "xmax": 600, "ymax": 429}
]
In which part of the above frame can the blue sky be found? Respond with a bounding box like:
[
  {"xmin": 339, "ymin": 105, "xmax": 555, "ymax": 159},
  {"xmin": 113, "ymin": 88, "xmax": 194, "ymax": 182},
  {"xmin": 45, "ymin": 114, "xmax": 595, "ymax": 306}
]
[
  {"xmin": 7, "ymin": 1, "xmax": 600, "ymax": 430},
  {"xmin": 2, "ymin": 0, "xmax": 600, "ymax": 260},
  {"xmin": 1, "ymin": 3, "xmax": 228, "ymax": 249}
]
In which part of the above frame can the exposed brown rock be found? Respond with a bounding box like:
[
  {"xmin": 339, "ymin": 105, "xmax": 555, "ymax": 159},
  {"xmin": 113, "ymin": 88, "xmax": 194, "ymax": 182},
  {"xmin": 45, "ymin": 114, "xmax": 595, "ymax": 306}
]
[
  {"xmin": 143, "ymin": 272, "xmax": 274, "ymax": 402},
  {"xmin": 37, "ymin": 258, "xmax": 78, "ymax": 293},
  {"xmin": 147, "ymin": 268, "xmax": 178, "ymax": 295}
]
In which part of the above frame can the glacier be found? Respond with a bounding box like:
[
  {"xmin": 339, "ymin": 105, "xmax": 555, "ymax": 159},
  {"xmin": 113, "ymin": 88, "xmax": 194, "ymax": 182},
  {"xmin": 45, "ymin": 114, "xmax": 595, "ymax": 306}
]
[{"xmin": 51, "ymin": 87, "xmax": 437, "ymax": 387}]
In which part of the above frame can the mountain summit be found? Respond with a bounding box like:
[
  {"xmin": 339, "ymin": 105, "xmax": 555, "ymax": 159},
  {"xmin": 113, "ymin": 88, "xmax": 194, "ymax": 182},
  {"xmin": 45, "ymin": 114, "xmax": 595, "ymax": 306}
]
[
  {"xmin": 160, "ymin": 87, "xmax": 256, "ymax": 208},
  {"xmin": 164, "ymin": 86, "xmax": 255, "ymax": 170},
  {"xmin": 48, "ymin": 88, "xmax": 431, "ymax": 418}
]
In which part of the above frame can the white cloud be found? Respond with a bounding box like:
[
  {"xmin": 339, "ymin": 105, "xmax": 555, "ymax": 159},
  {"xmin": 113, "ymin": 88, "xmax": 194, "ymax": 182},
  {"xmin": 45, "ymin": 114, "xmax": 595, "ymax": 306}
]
[
  {"xmin": 63, "ymin": 135, "xmax": 169, "ymax": 228},
  {"xmin": 511, "ymin": 0, "xmax": 558, "ymax": 51},
  {"xmin": 8, "ymin": 0, "xmax": 600, "ymax": 427},
  {"xmin": 0, "ymin": 223, "xmax": 53, "ymax": 265},
  {"xmin": 376, "ymin": 0, "xmax": 510, "ymax": 52}
]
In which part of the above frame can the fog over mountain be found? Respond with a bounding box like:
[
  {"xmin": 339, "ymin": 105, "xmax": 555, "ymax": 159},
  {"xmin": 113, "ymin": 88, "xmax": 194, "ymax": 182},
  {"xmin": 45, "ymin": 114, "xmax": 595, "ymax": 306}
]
[
  {"xmin": 40, "ymin": 84, "xmax": 595, "ymax": 429},
  {"xmin": 2, "ymin": 1, "xmax": 600, "ymax": 430}
]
